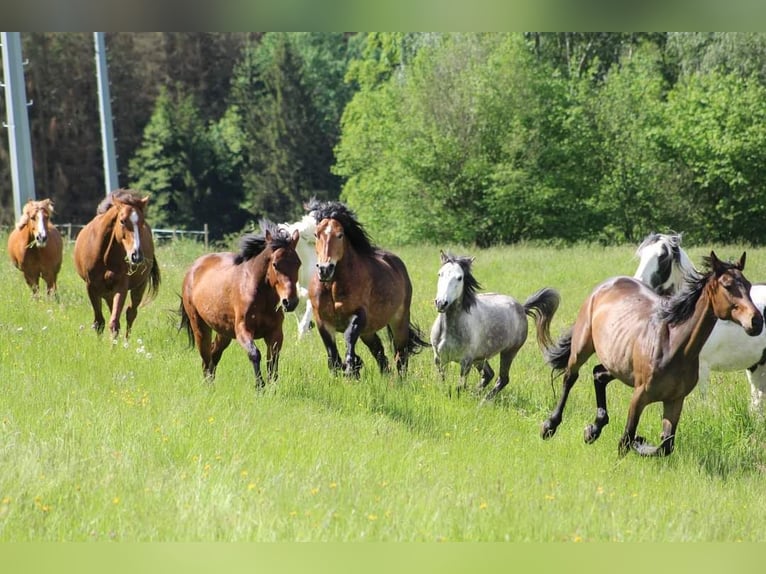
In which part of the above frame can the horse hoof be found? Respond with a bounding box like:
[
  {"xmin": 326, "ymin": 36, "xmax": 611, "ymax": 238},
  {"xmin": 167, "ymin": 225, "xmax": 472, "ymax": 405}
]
[
  {"xmin": 583, "ymin": 424, "xmax": 600, "ymax": 444},
  {"xmin": 540, "ymin": 420, "xmax": 556, "ymax": 440}
]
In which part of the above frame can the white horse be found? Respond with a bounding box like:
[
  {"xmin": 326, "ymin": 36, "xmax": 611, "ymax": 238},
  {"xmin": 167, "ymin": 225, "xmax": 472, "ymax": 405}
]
[
  {"xmin": 634, "ymin": 232, "xmax": 766, "ymax": 409},
  {"xmin": 430, "ymin": 251, "xmax": 560, "ymax": 400},
  {"xmin": 278, "ymin": 214, "xmax": 317, "ymax": 337}
]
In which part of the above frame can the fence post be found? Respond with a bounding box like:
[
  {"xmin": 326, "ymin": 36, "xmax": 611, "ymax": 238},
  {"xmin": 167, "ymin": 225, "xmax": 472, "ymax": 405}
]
[{"xmin": 204, "ymin": 223, "xmax": 208, "ymax": 249}]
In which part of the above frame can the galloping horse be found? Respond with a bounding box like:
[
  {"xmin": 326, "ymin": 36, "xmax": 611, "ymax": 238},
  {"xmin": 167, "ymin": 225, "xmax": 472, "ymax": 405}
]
[
  {"xmin": 430, "ymin": 251, "xmax": 560, "ymax": 400},
  {"xmin": 540, "ymin": 252, "xmax": 762, "ymax": 457},
  {"xmin": 179, "ymin": 222, "xmax": 301, "ymax": 386},
  {"xmin": 279, "ymin": 213, "xmax": 317, "ymax": 338},
  {"xmin": 7, "ymin": 198, "xmax": 63, "ymax": 296},
  {"xmin": 633, "ymin": 232, "xmax": 766, "ymax": 409},
  {"xmin": 308, "ymin": 200, "xmax": 428, "ymax": 377},
  {"xmin": 73, "ymin": 189, "xmax": 160, "ymax": 337}
]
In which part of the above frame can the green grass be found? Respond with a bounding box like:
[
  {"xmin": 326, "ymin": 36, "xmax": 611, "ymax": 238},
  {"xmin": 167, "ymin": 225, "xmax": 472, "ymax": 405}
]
[{"xmin": 1, "ymin": 235, "xmax": 766, "ymax": 541}]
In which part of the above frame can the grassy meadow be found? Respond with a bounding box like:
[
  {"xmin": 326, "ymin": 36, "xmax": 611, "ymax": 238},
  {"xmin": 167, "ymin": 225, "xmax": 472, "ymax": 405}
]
[{"xmin": 1, "ymin": 232, "xmax": 766, "ymax": 542}]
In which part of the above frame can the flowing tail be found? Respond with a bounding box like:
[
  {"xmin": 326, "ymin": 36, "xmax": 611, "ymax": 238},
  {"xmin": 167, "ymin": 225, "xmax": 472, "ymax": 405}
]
[
  {"xmin": 141, "ymin": 256, "xmax": 162, "ymax": 305},
  {"xmin": 544, "ymin": 329, "xmax": 572, "ymax": 374},
  {"xmin": 523, "ymin": 287, "xmax": 560, "ymax": 349},
  {"xmin": 178, "ymin": 297, "xmax": 195, "ymax": 348}
]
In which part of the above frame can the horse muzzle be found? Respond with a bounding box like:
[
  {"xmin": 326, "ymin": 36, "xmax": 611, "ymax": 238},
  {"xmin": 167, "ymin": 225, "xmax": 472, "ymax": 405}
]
[
  {"xmin": 129, "ymin": 250, "xmax": 144, "ymax": 265},
  {"xmin": 282, "ymin": 297, "xmax": 299, "ymax": 312},
  {"xmin": 34, "ymin": 233, "xmax": 48, "ymax": 247},
  {"xmin": 317, "ymin": 262, "xmax": 335, "ymax": 282},
  {"xmin": 434, "ymin": 299, "xmax": 449, "ymax": 313},
  {"xmin": 744, "ymin": 311, "xmax": 764, "ymax": 336}
]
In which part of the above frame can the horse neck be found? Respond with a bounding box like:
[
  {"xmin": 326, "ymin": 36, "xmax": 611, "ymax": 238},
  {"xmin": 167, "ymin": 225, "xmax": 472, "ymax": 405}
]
[
  {"xmin": 667, "ymin": 283, "xmax": 718, "ymax": 361},
  {"xmin": 247, "ymin": 247, "xmax": 274, "ymax": 287}
]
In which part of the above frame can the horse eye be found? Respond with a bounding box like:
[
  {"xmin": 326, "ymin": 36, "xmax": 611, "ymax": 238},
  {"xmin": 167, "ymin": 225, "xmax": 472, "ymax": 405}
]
[
  {"xmin": 120, "ymin": 219, "xmax": 127, "ymax": 226},
  {"xmin": 457, "ymin": 276, "xmax": 463, "ymax": 281}
]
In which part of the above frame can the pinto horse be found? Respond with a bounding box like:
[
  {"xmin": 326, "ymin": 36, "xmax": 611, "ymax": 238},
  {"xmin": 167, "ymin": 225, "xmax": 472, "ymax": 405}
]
[
  {"xmin": 73, "ymin": 189, "xmax": 160, "ymax": 337},
  {"xmin": 431, "ymin": 251, "xmax": 560, "ymax": 400},
  {"xmin": 179, "ymin": 222, "xmax": 301, "ymax": 386},
  {"xmin": 7, "ymin": 199, "xmax": 63, "ymax": 296},
  {"xmin": 540, "ymin": 252, "xmax": 762, "ymax": 457},
  {"xmin": 633, "ymin": 232, "xmax": 766, "ymax": 409},
  {"xmin": 308, "ymin": 200, "xmax": 428, "ymax": 377},
  {"xmin": 278, "ymin": 213, "xmax": 318, "ymax": 338}
]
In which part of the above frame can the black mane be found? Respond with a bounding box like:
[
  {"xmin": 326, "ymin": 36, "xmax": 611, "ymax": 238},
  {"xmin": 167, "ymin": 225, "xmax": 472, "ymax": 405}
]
[
  {"xmin": 441, "ymin": 252, "xmax": 482, "ymax": 312},
  {"xmin": 307, "ymin": 199, "xmax": 377, "ymax": 255},
  {"xmin": 656, "ymin": 255, "xmax": 736, "ymax": 325},
  {"xmin": 234, "ymin": 219, "xmax": 292, "ymax": 264}
]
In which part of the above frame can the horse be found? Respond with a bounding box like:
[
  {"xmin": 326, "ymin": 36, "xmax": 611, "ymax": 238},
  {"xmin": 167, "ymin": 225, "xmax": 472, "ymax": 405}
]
[
  {"xmin": 179, "ymin": 221, "xmax": 301, "ymax": 386},
  {"xmin": 308, "ymin": 200, "xmax": 428, "ymax": 377},
  {"xmin": 633, "ymin": 232, "xmax": 766, "ymax": 410},
  {"xmin": 540, "ymin": 251, "xmax": 762, "ymax": 457},
  {"xmin": 278, "ymin": 213, "xmax": 317, "ymax": 338},
  {"xmin": 430, "ymin": 251, "xmax": 560, "ymax": 401},
  {"xmin": 73, "ymin": 189, "xmax": 160, "ymax": 338},
  {"xmin": 7, "ymin": 198, "xmax": 63, "ymax": 296}
]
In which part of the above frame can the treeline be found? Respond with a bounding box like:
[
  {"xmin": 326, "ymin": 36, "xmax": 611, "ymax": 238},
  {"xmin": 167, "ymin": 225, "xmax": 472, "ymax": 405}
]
[{"xmin": 3, "ymin": 33, "xmax": 766, "ymax": 245}]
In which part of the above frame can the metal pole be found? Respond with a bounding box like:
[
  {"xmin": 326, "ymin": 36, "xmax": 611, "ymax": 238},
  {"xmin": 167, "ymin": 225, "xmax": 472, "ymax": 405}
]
[
  {"xmin": 94, "ymin": 32, "xmax": 119, "ymax": 195},
  {"xmin": 2, "ymin": 32, "xmax": 35, "ymax": 221}
]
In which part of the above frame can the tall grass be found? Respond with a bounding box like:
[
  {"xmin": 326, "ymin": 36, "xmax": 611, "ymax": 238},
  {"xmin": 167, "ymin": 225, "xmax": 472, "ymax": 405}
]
[{"xmin": 1, "ymin": 234, "xmax": 765, "ymax": 541}]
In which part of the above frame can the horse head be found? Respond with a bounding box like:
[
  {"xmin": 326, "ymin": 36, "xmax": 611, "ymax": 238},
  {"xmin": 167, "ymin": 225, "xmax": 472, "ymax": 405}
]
[
  {"xmin": 708, "ymin": 251, "xmax": 763, "ymax": 336},
  {"xmin": 315, "ymin": 217, "xmax": 345, "ymax": 282},
  {"xmin": 434, "ymin": 251, "xmax": 479, "ymax": 313},
  {"xmin": 19, "ymin": 199, "xmax": 54, "ymax": 248},
  {"xmin": 266, "ymin": 227, "xmax": 301, "ymax": 312},
  {"xmin": 634, "ymin": 232, "xmax": 695, "ymax": 296},
  {"xmin": 112, "ymin": 195, "xmax": 149, "ymax": 266}
]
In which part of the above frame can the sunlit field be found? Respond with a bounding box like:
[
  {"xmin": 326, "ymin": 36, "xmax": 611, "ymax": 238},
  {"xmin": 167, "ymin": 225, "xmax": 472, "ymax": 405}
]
[{"xmin": 1, "ymin": 232, "xmax": 766, "ymax": 541}]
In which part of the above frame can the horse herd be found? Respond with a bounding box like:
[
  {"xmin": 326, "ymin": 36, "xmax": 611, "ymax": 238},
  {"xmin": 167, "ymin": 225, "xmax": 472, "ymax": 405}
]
[{"xmin": 8, "ymin": 191, "xmax": 766, "ymax": 459}]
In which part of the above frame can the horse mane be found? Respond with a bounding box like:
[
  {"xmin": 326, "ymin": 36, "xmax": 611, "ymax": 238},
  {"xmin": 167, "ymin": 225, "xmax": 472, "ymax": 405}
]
[
  {"xmin": 636, "ymin": 232, "xmax": 683, "ymax": 263},
  {"xmin": 97, "ymin": 189, "xmax": 147, "ymax": 214},
  {"xmin": 234, "ymin": 220, "xmax": 292, "ymax": 265},
  {"xmin": 441, "ymin": 252, "xmax": 482, "ymax": 312},
  {"xmin": 656, "ymin": 256, "xmax": 735, "ymax": 325},
  {"xmin": 307, "ymin": 199, "xmax": 377, "ymax": 255}
]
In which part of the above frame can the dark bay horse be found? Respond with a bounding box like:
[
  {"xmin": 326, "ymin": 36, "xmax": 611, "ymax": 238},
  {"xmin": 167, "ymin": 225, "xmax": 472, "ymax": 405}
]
[
  {"xmin": 431, "ymin": 251, "xmax": 560, "ymax": 400},
  {"xmin": 308, "ymin": 200, "xmax": 428, "ymax": 377},
  {"xmin": 540, "ymin": 252, "xmax": 762, "ymax": 457},
  {"xmin": 73, "ymin": 189, "xmax": 160, "ymax": 337},
  {"xmin": 179, "ymin": 222, "xmax": 301, "ymax": 386},
  {"xmin": 7, "ymin": 198, "xmax": 63, "ymax": 296}
]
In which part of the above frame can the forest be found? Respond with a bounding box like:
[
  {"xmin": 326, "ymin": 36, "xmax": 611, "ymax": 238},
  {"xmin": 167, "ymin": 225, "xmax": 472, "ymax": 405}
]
[{"xmin": 3, "ymin": 32, "xmax": 766, "ymax": 245}]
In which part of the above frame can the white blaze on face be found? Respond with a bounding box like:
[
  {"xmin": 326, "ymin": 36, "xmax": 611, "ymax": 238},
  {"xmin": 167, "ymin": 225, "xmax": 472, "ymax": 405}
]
[
  {"xmin": 130, "ymin": 209, "xmax": 141, "ymax": 255},
  {"xmin": 633, "ymin": 241, "xmax": 664, "ymax": 286},
  {"xmin": 436, "ymin": 262, "xmax": 464, "ymax": 309},
  {"xmin": 35, "ymin": 209, "xmax": 48, "ymax": 244}
]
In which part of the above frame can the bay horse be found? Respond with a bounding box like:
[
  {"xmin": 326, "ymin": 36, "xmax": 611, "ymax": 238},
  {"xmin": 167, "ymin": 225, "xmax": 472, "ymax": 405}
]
[
  {"xmin": 308, "ymin": 200, "xmax": 428, "ymax": 377},
  {"xmin": 540, "ymin": 252, "xmax": 762, "ymax": 457},
  {"xmin": 633, "ymin": 232, "xmax": 766, "ymax": 410},
  {"xmin": 430, "ymin": 251, "xmax": 560, "ymax": 401},
  {"xmin": 73, "ymin": 189, "xmax": 160, "ymax": 338},
  {"xmin": 278, "ymin": 213, "xmax": 318, "ymax": 338},
  {"xmin": 179, "ymin": 222, "xmax": 301, "ymax": 386},
  {"xmin": 7, "ymin": 198, "xmax": 63, "ymax": 296}
]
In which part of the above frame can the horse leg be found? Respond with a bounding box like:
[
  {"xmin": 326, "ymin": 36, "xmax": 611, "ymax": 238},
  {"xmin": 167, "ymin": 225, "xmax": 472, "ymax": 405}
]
[
  {"xmin": 475, "ymin": 361, "xmax": 494, "ymax": 390},
  {"xmin": 24, "ymin": 270, "xmax": 40, "ymax": 296},
  {"xmin": 746, "ymin": 364, "xmax": 766, "ymax": 412},
  {"xmin": 87, "ymin": 286, "xmax": 106, "ymax": 334},
  {"xmin": 297, "ymin": 301, "xmax": 314, "ymax": 337},
  {"xmin": 618, "ymin": 386, "xmax": 652, "ymax": 457},
  {"xmin": 633, "ymin": 397, "xmax": 684, "ymax": 457},
  {"xmin": 108, "ymin": 290, "xmax": 128, "ymax": 338},
  {"xmin": 458, "ymin": 358, "xmax": 473, "ymax": 395},
  {"xmin": 265, "ymin": 332, "xmax": 284, "ymax": 382},
  {"xmin": 540, "ymin": 370, "xmax": 579, "ymax": 439},
  {"xmin": 361, "ymin": 333, "xmax": 390, "ymax": 373},
  {"xmin": 124, "ymin": 283, "xmax": 148, "ymax": 339},
  {"xmin": 208, "ymin": 333, "xmax": 232, "ymax": 380},
  {"xmin": 317, "ymin": 325, "xmax": 342, "ymax": 373},
  {"xmin": 584, "ymin": 364, "xmax": 614, "ymax": 444},
  {"xmin": 483, "ymin": 348, "xmax": 517, "ymax": 401},
  {"xmin": 342, "ymin": 310, "xmax": 366, "ymax": 378}
]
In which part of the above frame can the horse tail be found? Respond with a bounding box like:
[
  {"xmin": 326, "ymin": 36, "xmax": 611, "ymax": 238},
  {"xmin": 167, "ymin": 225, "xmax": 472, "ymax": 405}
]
[
  {"xmin": 144, "ymin": 256, "xmax": 161, "ymax": 303},
  {"xmin": 544, "ymin": 329, "xmax": 572, "ymax": 374},
  {"xmin": 178, "ymin": 297, "xmax": 195, "ymax": 348},
  {"xmin": 405, "ymin": 322, "xmax": 430, "ymax": 355},
  {"xmin": 523, "ymin": 287, "xmax": 560, "ymax": 349}
]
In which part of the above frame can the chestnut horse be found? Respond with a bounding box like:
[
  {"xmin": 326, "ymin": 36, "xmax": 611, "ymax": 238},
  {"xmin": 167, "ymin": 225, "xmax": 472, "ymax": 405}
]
[
  {"xmin": 308, "ymin": 200, "xmax": 428, "ymax": 377},
  {"xmin": 540, "ymin": 252, "xmax": 762, "ymax": 457},
  {"xmin": 7, "ymin": 198, "xmax": 63, "ymax": 296},
  {"xmin": 179, "ymin": 222, "xmax": 301, "ymax": 386},
  {"xmin": 73, "ymin": 189, "xmax": 160, "ymax": 337}
]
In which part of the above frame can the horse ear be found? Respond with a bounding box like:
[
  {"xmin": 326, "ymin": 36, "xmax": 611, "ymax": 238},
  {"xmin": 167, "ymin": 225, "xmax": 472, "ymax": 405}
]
[
  {"xmin": 265, "ymin": 229, "xmax": 273, "ymax": 242},
  {"xmin": 140, "ymin": 195, "xmax": 150, "ymax": 209},
  {"xmin": 440, "ymin": 250, "xmax": 448, "ymax": 263},
  {"xmin": 709, "ymin": 250, "xmax": 724, "ymax": 274},
  {"xmin": 291, "ymin": 228, "xmax": 300, "ymax": 247},
  {"xmin": 738, "ymin": 251, "xmax": 747, "ymax": 270}
]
